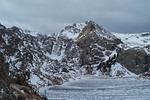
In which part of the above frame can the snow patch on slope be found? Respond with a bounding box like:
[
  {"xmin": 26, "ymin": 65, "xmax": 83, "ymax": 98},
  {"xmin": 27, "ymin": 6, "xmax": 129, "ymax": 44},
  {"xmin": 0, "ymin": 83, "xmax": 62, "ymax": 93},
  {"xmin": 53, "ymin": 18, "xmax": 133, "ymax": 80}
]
[
  {"xmin": 113, "ymin": 32, "xmax": 150, "ymax": 48},
  {"xmin": 111, "ymin": 63, "xmax": 137, "ymax": 77},
  {"xmin": 29, "ymin": 74, "xmax": 42, "ymax": 86},
  {"xmin": 96, "ymin": 26, "xmax": 118, "ymax": 41},
  {"xmin": 144, "ymin": 48, "xmax": 150, "ymax": 55},
  {"xmin": 60, "ymin": 23, "xmax": 86, "ymax": 39}
]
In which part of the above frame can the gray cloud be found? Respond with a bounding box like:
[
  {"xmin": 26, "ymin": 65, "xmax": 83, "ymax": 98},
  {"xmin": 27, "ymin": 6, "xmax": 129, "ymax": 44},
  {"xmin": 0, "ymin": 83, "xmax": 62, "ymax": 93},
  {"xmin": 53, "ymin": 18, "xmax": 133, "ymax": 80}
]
[{"xmin": 0, "ymin": 0, "xmax": 150, "ymax": 33}]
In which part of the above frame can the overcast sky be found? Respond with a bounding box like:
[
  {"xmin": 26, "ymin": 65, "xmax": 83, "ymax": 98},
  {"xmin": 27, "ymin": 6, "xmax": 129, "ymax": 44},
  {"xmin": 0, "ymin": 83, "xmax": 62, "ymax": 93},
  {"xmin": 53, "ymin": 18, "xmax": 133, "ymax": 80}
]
[{"xmin": 0, "ymin": 0, "xmax": 150, "ymax": 33}]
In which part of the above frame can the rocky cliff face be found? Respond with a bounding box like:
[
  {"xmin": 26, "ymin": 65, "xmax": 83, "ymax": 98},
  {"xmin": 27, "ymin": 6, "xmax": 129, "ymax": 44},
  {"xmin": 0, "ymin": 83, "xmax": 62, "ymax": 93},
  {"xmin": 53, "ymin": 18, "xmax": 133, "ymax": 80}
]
[
  {"xmin": 113, "ymin": 32, "xmax": 150, "ymax": 75},
  {"xmin": 117, "ymin": 48, "xmax": 149, "ymax": 74},
  {"xmin": 0, "ymin": 25, "xmax": 47, "ymax": 99},
  {"xmin": 0, "ymin": 22, "xmax": 84, "ymax": 99},
  {"xmin": 0, "ymin": 21, "xmax": 150, "ymax": 99},
  {"xmin": 76, "ymin": 21, "xmax": 122, "ymax": 75}
]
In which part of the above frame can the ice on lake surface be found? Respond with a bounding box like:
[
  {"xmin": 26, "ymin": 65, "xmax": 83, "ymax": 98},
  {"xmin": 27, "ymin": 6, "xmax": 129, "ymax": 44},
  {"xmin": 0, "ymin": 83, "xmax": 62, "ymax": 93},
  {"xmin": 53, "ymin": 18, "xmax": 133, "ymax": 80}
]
[{"xmin": 41, "ymin": 76, "xmax": 150, "ymax": 100}]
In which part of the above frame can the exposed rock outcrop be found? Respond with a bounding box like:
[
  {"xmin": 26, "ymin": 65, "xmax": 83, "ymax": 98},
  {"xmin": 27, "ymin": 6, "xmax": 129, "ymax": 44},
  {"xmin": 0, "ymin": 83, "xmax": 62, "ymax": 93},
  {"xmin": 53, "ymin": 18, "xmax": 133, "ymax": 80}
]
[{"xmin": 118, "ymin": 48, "xmax": 150, "ymax": 74}]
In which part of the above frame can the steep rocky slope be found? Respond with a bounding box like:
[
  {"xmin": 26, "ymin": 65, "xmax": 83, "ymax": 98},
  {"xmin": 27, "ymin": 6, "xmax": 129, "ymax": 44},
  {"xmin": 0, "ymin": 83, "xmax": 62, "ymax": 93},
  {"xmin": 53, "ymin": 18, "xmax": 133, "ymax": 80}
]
[
  {"xmin": 113, "ymin": 33, "xmax": 150, "ymax": 75},
  {"xmin": 0, "ymin": 21, "xmax": 150, "ymax": 99}
]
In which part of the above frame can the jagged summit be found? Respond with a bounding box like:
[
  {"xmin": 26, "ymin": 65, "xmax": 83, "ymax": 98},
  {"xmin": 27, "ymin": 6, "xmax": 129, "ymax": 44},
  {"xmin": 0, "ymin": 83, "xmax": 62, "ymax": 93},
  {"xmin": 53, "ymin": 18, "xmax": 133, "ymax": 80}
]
[
  {"xmin": 77, "ymin": 21, "xmax": 117, "ymax": 40},
  {"xmin": 59, "ymin": 22, "xmax": 86, "ymax": 39},
  {"xmin": 58, "ymin": 20, "xmax": 117, "ymax": 42},
  {"xmin": 0, "ymin": 20, "xmax": 115, "ymax": 40}
]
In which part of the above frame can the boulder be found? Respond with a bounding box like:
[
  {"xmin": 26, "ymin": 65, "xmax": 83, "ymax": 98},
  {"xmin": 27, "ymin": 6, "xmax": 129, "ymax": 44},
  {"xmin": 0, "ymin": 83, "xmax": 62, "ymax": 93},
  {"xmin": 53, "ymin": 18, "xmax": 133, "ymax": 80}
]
[{"xmin": 118, "ymin": 48, "xmax": 150, "ymax": 74}]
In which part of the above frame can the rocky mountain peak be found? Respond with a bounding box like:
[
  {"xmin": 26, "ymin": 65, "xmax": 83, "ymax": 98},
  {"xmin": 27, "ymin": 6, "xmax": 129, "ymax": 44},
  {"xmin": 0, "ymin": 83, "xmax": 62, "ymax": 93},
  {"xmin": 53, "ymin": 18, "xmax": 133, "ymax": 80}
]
[
  {"xmin": 1, "ymin": 21, "xmax": 150, "ymax": 99},
  {"xmin": 59, "ymin": 20, "xmax": 112, "ymax": 40},
  {"xmin": 77, "ymin": 21, "xmax": 118, "ymax": 41},
  {"xmin": 59, "ymin": 22, "xmax": 86, "ymax": 39},
  {"xmin": 78, "ymin": 21, "xmax": 96, "ymax": 37}
]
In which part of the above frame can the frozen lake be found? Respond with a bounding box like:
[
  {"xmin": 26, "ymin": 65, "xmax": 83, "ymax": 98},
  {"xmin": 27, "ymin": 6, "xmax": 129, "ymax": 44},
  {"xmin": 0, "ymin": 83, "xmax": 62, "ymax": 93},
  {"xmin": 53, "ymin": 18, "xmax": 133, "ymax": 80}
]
[{"xmin": 42, "ymin": 76, "xmax": 150, "ymax": 100}]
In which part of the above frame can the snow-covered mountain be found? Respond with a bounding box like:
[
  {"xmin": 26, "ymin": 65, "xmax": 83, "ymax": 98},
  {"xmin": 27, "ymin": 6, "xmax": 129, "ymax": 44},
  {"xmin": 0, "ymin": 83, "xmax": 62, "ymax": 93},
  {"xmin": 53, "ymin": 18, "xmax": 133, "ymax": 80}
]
[
  {"xmin": 112, "ymin": 32, "xmax": 150, "ymax": 75},
  {"xmin": 113, "ymin": 32, "xmax": 150, "ymax": 48},
  {"xmin": 113, "ymin": 32, "xmax": 150, "ymax": 55},
  {"xmin": 0, "ymin": 21, "xmax": 150, "ymax": 100}
]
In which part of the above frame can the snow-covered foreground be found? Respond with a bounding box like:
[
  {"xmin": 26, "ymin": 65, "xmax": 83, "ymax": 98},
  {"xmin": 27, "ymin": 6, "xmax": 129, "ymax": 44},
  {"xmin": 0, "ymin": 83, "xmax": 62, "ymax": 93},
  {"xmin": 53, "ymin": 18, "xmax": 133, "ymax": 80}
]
[{"xmin": 40, "ymin": 76, "xmax": 150, "ymax": 100}]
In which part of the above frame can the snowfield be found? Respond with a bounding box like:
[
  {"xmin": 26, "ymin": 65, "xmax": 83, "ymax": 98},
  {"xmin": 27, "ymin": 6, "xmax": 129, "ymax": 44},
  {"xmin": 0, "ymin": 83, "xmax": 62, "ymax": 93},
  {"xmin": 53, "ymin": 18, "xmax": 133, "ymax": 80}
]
[
  {"xmin": 40, "ymin": 76, "xmax": 150, "ymax": 100},
  {"xmin": 113, "ymin": 32, "xmax": 150, "ymax": 48}
]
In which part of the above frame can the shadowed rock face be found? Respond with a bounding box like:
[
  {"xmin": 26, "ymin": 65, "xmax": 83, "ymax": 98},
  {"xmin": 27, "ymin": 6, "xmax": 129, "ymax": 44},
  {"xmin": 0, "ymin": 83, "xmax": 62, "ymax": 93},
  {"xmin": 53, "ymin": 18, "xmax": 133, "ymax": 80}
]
[
  {"xmin": 118, "ymin": 48, "xmax": 150, "ymax": 74},
  {"xmin": 0, "ymin": 52, "xmax": 17, "ymax": 100},
  {"xmin": 76, "ymin": 21, "xmax": 121, "ymax": 66},
  {"xmin": 0, "ymin": 53, "xmax": 9, "ymax": 80},
  {"xmin": 0, "ymin": 24, "xmax": 46, "ymax": 100},
  {"xmin": 0, "ymin": 51, "xmax": 43, "ymax": 100}
]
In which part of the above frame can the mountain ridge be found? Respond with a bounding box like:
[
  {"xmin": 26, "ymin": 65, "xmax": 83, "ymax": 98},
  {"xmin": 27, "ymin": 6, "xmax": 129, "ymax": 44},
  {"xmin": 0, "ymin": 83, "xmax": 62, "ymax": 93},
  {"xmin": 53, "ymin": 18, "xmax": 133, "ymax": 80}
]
[{"xmin": 0, "ymin": 21, "xmax": 150, "ymax": 99}]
